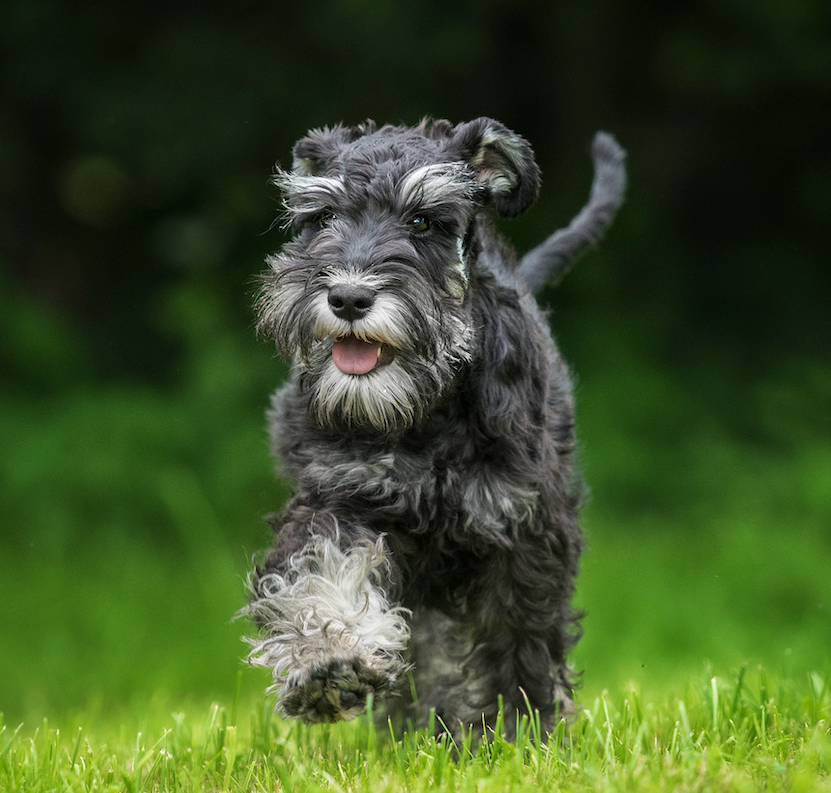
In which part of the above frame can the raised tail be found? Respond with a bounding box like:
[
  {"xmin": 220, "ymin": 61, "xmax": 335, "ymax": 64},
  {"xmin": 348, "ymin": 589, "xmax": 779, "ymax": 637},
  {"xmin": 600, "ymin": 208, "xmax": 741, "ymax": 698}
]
[{"xmin": 517, "ymin": 131, "xmax": 626, "ymax": 294}]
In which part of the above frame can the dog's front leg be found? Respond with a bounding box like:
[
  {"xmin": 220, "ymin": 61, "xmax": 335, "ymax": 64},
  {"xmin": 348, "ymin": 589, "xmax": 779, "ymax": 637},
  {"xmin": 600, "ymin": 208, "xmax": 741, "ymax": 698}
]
[{"xmin": 243, "ymin": 512, "xmax": 410, "ymax": 723}]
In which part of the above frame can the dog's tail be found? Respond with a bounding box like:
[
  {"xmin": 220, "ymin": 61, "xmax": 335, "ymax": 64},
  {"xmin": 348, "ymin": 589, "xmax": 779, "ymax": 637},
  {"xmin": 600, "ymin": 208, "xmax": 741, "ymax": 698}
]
[{"xmin": 517, "ymin": 131, "xmax": 626, "ymax": 294}]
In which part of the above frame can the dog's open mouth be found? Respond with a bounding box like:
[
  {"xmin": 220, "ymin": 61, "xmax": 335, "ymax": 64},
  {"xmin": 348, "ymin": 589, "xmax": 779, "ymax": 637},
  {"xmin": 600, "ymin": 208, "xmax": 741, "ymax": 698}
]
[{"xmin": 331, "ymin": 335, "xmax": 392, "ymax": 375}]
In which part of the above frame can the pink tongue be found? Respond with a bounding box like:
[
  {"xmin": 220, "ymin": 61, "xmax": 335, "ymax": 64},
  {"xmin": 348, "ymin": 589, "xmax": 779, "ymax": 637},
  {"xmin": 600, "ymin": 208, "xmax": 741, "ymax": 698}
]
[{"xmin": 332, "ymin": 336, "xmax": 381, "ymax": 375}]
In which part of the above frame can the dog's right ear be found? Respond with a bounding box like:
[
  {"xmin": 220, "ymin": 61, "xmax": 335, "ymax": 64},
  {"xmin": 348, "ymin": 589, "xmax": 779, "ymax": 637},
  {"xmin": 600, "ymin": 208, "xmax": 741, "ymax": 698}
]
[
  {"xmin": 291, "ymin": 122, "xmax": 376, "ymax": 176},
  {"xmin": 451, "ymin": 118, "xmax": 541, "ymax": 217}
]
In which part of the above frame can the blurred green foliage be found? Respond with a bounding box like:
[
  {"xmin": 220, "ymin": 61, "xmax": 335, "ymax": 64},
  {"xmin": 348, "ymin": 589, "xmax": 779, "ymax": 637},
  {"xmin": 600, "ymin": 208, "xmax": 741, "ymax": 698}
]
[{"xmin": 0, "ymin": 0, "xmax": 829, "ymax": 722}]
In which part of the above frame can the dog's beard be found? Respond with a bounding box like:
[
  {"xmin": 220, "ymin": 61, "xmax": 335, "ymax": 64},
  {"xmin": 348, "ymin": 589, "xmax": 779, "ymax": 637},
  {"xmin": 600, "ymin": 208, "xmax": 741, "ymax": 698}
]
[{"xmin": 297, "ymin": 329, "xmax": 470, "ymax": 433}]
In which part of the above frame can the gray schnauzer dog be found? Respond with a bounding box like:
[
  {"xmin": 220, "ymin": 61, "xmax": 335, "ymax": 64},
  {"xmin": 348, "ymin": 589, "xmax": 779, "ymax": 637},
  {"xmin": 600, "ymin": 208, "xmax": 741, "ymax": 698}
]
[{"xmin": 242, "ymin": 118, "xmax": 625, "ymax": 739}]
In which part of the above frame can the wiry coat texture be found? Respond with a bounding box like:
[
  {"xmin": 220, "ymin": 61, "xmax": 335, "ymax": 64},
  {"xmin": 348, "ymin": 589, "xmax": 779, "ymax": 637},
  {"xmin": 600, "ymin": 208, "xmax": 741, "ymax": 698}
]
[{"xmin": 242, "ymin": 118, "xmax": 626, "ymax": 738}]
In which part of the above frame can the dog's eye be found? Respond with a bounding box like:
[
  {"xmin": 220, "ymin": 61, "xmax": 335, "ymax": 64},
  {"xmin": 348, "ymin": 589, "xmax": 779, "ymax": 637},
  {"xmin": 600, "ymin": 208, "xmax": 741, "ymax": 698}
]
[
  {"xmin": 409, "ymin": 215, "xmax": 431, "ymax": 233},
  {"xmin": 307, "ymin": 211, "xmax": 336, "ymax": 231}
]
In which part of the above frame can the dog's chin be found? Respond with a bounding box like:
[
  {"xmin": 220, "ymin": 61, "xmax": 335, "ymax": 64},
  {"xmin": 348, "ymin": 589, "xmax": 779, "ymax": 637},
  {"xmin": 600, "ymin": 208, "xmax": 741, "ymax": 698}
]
[
  {"xmin": 292, "ymin": 335, "xmax": 446, "ymax": 434},
  {"xmin": 293, "ymin": 321, "xmax": 472, "ymax": 434},
  {"xmin": 307, "ymin": 358, "xmax": 424, "ymax": 434}
]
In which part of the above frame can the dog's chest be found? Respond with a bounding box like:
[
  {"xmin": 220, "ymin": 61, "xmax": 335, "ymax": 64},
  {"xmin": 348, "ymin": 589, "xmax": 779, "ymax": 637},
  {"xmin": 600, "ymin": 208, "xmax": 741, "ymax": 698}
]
[{"xmin": 302, "ymin": 444, "xmax": 536, "ymax": 547}]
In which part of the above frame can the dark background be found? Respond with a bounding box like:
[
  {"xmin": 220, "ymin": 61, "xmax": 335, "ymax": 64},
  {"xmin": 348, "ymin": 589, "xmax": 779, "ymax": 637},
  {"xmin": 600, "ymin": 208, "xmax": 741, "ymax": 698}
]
[{"xmin": 1, "ymin": 0, "xmax": 829, "ymax": 721}]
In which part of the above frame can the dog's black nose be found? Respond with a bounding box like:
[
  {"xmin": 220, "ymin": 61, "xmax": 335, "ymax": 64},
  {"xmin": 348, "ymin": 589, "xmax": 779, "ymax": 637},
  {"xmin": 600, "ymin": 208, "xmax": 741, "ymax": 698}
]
[{"xmin": 328, "ymin": 285, "xmax": 376, "ymax": 322}]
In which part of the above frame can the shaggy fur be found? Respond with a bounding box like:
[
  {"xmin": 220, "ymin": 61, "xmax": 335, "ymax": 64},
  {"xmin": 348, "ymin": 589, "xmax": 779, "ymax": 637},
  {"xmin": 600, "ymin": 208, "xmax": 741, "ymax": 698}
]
[{"xmin": 241, "ymin": 118, "xmax": 626, "ymax": 739}]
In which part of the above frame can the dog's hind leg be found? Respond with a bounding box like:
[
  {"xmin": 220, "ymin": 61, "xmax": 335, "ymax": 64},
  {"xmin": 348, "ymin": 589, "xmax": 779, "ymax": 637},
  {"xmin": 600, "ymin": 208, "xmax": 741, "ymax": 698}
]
[
  {"xmin": 455, "ymin": 538, "xmax": 581, "ymax": 741},
  {"xmin": 403, "ymin": 607, "xmax": 575, "ymax": 743},
  {"xmin": 402, "ymin": 608, "xmax": 477, "ymax": 735}
]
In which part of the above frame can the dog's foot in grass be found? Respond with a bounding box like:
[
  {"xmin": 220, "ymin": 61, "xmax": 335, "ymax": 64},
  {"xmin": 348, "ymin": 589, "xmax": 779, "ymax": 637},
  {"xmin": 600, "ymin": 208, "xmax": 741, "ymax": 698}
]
[{"xmin": 279, "ymin": 658, "xmax": 393, "ymax": 723}]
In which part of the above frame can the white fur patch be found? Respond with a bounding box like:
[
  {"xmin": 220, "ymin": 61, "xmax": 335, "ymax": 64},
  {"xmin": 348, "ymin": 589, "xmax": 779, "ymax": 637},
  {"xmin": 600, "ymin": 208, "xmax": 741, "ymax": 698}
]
[
  {"xmin": 399, "ymin": 163, "xmax": 473, "ymax": 209},
  {"xmin": 274, "ymin": 171, "xmax": 347, "ymax": 220},
  {"xmin": 445, "ymin": 237, "xmax": 468, "ymax": 299},
  {"xmin": 310, "ymin": 357, "xmax": 424, "ymax": 432},
  {"xmin": 244, "ymin": 537, "xmax": 410, "ymax": 696}
]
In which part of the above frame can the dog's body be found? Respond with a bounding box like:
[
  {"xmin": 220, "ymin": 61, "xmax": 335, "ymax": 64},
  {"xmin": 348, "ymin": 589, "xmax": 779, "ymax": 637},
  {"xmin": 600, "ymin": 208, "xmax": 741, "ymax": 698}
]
[{"xmin": 243, "ymin": 118, "xmax": 625, "ymax": 738}]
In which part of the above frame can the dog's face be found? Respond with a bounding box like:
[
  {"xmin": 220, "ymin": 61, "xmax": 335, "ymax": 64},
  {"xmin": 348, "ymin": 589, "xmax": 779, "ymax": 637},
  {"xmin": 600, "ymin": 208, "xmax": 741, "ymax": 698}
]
[{"xmin": 257, "ymin": 118, "xmax": 541, "ymax": 433}]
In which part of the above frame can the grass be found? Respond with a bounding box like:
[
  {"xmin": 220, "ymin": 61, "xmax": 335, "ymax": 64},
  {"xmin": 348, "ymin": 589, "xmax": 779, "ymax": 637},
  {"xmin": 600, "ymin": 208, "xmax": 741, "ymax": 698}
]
[{"xmin": 2, "ymin": 668, "xmax": 830, "ymax": 792}]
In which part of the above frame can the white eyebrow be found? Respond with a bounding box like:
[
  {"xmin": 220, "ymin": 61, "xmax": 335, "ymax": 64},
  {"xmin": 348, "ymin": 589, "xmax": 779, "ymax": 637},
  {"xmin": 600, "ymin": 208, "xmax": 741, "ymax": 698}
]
[
  {"xmin": 398, "ymin": 163, "xmax": 475, "ymax": 209},
  {"xmin": 273, "ymin": 171, "xmax": 347, "ymax": 217}
]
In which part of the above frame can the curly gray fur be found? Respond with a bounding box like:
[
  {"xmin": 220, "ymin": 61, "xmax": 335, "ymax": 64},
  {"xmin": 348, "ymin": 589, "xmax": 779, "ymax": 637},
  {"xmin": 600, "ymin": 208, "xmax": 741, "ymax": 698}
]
[{"xmin": 242, "ymin": 117, "xmax": 625, "ymax": 739}]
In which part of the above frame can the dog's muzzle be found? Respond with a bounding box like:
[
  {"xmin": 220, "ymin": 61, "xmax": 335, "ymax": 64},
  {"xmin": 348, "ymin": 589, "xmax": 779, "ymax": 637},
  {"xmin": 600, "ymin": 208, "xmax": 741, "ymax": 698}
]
[{"xmin": 327, "ymin": 284, "xmax": 396, "ymax": 376}]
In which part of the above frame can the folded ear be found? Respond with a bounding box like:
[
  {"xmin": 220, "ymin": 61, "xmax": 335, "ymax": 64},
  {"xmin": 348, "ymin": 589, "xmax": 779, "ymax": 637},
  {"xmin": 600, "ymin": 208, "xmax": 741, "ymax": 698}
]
[
  {"xmin": 452, "ymin": 117, "xmax": 541, "ymax": 217},
  {"xmin": 291, "ymin": 121, "xmax": 378, "ymax": 175}
]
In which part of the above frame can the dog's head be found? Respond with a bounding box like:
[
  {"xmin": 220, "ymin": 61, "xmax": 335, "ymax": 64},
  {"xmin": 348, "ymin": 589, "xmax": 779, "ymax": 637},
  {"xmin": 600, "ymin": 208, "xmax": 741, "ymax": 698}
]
[{"xmin": 257, "ymin": 118, "xmax": 541, "ymax": 434}]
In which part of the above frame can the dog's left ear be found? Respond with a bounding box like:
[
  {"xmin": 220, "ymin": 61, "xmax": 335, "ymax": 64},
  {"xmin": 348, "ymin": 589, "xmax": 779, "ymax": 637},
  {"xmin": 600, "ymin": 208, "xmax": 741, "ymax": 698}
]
[
  {"xmin": 292, "ymin": 122, "xmax": 376, "ymax": 176},
  {"xmin": 452, "ymin": 118, "xmax": 541, "ymax": 217}
]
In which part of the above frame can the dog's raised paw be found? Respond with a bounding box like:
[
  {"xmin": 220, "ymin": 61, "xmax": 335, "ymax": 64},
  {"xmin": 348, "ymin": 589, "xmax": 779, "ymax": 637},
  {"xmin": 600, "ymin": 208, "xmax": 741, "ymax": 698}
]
[{"xmin": 279, "ymin": 658, "xmax": 391, "ymax": 723}]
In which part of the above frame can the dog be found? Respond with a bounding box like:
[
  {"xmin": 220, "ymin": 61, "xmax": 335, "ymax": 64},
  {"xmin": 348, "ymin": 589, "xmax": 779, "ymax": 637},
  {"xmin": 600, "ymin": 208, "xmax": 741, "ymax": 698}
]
[{"xmin": 241, "ymin": 118, "xmax": 625, "ymax": 740}]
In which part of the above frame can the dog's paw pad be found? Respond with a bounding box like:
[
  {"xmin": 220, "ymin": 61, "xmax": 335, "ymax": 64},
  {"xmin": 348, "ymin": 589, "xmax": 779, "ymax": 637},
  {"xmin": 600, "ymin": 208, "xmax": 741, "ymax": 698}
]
[{"xmin": 280, "ymin": 658, "xmax": 391, "ymax": 723}]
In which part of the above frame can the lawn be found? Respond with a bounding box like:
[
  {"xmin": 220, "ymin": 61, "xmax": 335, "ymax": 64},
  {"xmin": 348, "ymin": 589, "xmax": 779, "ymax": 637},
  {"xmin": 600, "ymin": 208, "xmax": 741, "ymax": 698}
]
[{"xmin": 2, "ymin": 667, "xmax": 830, "ymax": 792}]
